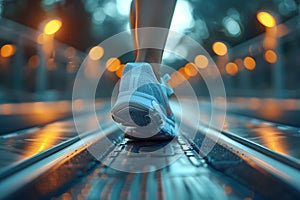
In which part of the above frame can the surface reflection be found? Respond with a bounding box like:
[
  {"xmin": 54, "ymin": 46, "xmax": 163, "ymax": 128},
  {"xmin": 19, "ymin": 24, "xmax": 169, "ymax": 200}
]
[
  {"xmin": 0, "ymin": 120, "xmax": 76, "ymax": 169},
  {"xmin": 24, "ymin": 122, "xmax": 67, "ymax": 157},
  {"xmin": 252, "ymin": 126, "xmax": 288, "ymax": 155},
  {"xmin": 0, "ymin": 100, "xmax": 111, "ymax": 170},
  {"xmin": 197, "ymin": 98, "xmax": 300, "ymax": 162}
]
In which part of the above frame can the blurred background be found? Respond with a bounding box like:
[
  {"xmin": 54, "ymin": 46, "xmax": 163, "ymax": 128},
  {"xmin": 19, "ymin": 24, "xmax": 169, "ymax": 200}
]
[{"xmin": 0, "ymin": 0, "xmax": 300, "ymax": 127}]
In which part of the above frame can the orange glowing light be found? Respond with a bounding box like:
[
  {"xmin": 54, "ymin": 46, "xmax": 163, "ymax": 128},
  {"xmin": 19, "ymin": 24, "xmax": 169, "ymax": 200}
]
[
  {"xmin": 1, "ymin": 44, "xmax": 16, "ymax": 58},
  {"xmin": 225, "ymin": 62, "xmax": 238, "ymax": 75},
  {"xmin": 264, "ymin": 50, "xmax": 277, "ymax": 63},
  {"xmin": 243, "ymin": 57, "xmax": 256, "ymax": 70},
  {"xmin": 168, "ymin": 70, "xmax": 188, "ymax": 88},
  {"xmin": 184, "ymin": 63, "xmax": 198, "ymax": 77},
  {"xmin": 212, "ymin": 42, "xmax": 227, "ymax": 56},
  {"xmin": 194, "ymin": 55, "xmax": 209, "ymax": 69},
  {"xmin": 178, "ymin": 67, "xmax": 190, "ymax": 80},
  {"xmin": 106, "ymin": 57, "xmax": 121, "ymax": 72},
  {"xmin": 89, "ymin": 46, "xmax": 104, "ymax": 61},
  {"xmin": 115, "ymin": 64, "xmax": 125, "ymax": 78},
  {"xmin": 257, "ymin": 11, "xmax": 276, "ymax": 28},
  {"xmin": 43, "ymin": 19, "xmax": 62, "ymax": 35},
  {"xmin": 28, "ymin": 55, "xmax": 40, "ymax": 69}
]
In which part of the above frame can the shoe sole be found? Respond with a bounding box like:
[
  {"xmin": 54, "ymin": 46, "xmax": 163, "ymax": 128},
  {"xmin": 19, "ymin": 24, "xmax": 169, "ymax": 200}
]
[{"xmin": 111, "ymin": 92, "xmax": 167, "ymax": 133}]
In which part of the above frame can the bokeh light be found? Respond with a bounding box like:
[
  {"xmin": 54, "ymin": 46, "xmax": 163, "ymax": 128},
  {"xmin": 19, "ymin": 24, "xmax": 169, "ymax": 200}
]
[
  {"xmin": 225, "ymin": 62, "xmax": 239, "ymax": 75},
  {"xmin": 264, "ymin": 50, "xmax": 277, "ymax": 63},
  {"xmin": 184, "ymin": 63, "xmax": 198, "ymax": 77},
  {"xmin": 43, "ymin": 19, "xmax": 62, "ymax": 35},
  {"xmin": 0, "ymin": 44, "xmax": 16, "ymax": 58},
  {"xmin": 178, "ymin": 67, "xmax": 190, "ymax": 80},
  {"xmin": 212, "ymin": 42, "xmax": 228, "ymax": 56},
  {"xmin": 257, "ymin": 11, "xmax": 276, "ymax": 28},
  {"xmin": 115, "ymin": 64, "xmax": 125, "ymax": 78},
  {"xmin": 106, "ymin": 57, "xmax": 121, "ymax": 72},
  {"xmin": 89, "ymin": 46, "xmax": 104, "ymax": 61},
  {"xmin": 194, "ymin": 55, "xmax": 209, "ymax": 69},
  {"xmin": 243, "ymin": 56, "xmax": 256, "ymax": 70}
]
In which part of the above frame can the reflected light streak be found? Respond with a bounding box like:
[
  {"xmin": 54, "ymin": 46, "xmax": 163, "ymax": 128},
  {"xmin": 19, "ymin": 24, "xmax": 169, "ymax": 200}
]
[
  {"xmin": 253, "ymin": 126, "xmax": 287, "ymax": 155},
  {"xmin": 24, "ymin": 123, "xmax": 64, "ymax": 157}
]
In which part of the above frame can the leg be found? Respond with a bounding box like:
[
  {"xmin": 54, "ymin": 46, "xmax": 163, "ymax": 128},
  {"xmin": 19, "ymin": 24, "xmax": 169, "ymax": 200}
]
[
  {"xmin": 111, "ymin": 0, "xmax": 177, "ymax": 140},
  {"xmin": 130, "ymin": 0, "xmax": 177, "ymax": 79}
]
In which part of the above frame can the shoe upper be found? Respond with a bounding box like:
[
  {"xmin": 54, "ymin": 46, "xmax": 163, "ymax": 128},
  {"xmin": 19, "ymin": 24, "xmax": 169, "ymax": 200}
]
[
  {"xmin": 112, "ymin": 62, "xmax": 176, "ymax": 138},
  {"xmin": 120, "ymin": 62, "xmax": 174, "ymax": 119}
]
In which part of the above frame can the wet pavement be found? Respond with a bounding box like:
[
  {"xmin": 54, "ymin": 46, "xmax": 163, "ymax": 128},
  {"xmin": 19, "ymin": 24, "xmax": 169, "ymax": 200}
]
[{"xmin": 0, "ymin": 99, "xmax": 300, "ymax": 199}]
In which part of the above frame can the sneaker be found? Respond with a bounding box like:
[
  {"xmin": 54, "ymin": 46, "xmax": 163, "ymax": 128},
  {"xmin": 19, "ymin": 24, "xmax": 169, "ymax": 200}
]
[{"xmin": 111, "ymin": 62, "xmax": 176, "ymax": 140}]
